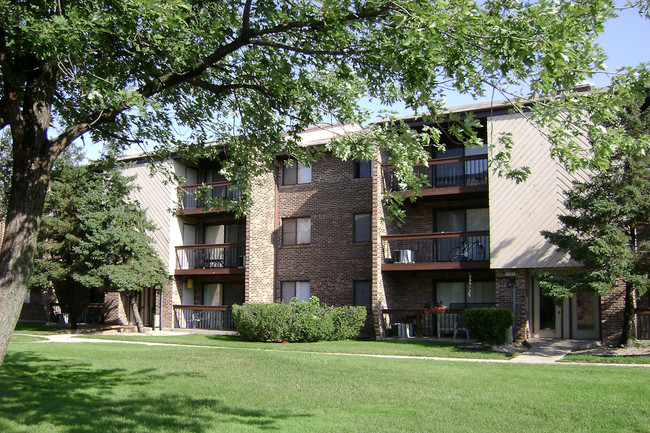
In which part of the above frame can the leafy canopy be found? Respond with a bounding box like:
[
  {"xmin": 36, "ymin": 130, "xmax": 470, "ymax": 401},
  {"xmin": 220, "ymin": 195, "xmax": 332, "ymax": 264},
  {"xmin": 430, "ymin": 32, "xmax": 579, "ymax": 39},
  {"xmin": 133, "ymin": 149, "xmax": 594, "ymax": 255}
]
[
  {"xmin": 30, "ymin": 154, "xmax": 168, "ymax": 294},
  {"xmin": 0, "ymin": 0, "xmax": 617, "ymax": 195}
]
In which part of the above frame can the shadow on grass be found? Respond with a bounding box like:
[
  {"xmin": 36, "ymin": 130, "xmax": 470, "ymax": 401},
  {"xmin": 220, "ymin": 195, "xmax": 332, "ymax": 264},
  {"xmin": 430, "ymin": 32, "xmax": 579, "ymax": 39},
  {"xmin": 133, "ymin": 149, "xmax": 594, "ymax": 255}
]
[{"xmin": 0, "ymin": 351, "xmax": 310, "ymax": 432}]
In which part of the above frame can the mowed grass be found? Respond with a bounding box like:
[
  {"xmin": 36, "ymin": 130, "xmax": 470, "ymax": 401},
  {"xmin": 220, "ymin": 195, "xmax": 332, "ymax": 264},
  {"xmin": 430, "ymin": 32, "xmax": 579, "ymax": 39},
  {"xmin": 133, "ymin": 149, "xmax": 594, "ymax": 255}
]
[
  {"xmin": 2, "ymin": 339, "xmax": 649, "ymax": 433},
  {"xmin": 75, "ymin": 332, "xmax": 517, "ymax": 360}
]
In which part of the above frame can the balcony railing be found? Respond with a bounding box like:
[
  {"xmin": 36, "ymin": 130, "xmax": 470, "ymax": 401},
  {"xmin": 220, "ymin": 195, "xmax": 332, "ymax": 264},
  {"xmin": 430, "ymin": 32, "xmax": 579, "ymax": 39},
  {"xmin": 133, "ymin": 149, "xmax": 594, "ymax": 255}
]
[
  {"xmin": 178, "ymin": 181, "xmax": 242, "ymax": 211},
  {"xmin": 382, "ymin": 231, "xmax": 489, "ymax": 265},
  {"xmin": 383, "ymin": 155, "xmax": 488, "ymax": 192},
  {"xmin": 50, "ymin": 303, "xmax": 105, "ymax": 325},
  {"xmin": 382, "ymin": 305, "xmax": 495, "ymax": 338},
  {"xmin": 175, "ymin": 243, "xmax": 245, "ymax": 270},
  {"xmin": 173, "ymin": 305, "xmax": 236, "ymax": 331}
]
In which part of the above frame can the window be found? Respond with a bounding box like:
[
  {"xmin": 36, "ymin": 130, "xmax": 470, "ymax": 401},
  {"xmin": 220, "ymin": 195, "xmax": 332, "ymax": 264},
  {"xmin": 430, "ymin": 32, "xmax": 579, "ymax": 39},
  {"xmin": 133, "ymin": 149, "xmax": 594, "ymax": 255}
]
[
  {"xmin": 354, "ymin": 213, "xmax": 371, "ymax": 243},
  {"xmin": 203, "ymin": 283, "xmax": 222, "ymax": 306},
  {"xmin": 282, "ymin": 217, "xmax": 311, "ymax": 245},
  {"xmin": 282, "ymin": 281, "xmax": 310, "ymax": 303},
  {"xmin": 24, "ymin": 290, "xmax": 30, "ymax": 304},
  {"xmin": 436, "ymin": 208, "xmax": 489, "ymax": 262},
  {"xmin": 354, "ymin": 281, "xmax": 372, "ymax": 309},
  {"xmin": 354, "ymin": 159, "xmax": 373, "ymax": 178},
  {"xmin": 283, "ymin": 161, "xmax": 312, "ymax": 185},
  {"xmin": 436, "ymin": 281, "xmax": 495, "ymax": 307}
]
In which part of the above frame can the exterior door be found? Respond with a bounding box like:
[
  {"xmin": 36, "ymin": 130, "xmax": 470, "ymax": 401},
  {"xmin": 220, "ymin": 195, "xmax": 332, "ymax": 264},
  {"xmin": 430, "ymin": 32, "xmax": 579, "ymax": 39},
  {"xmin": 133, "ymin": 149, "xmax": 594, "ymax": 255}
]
[
  {"xmin": 534, "ymin": 279, "xmax": 562, "ymax": 338},
  {"xmin": 571, "ymin": 291, "xmax": 599, "ymax": 339}
]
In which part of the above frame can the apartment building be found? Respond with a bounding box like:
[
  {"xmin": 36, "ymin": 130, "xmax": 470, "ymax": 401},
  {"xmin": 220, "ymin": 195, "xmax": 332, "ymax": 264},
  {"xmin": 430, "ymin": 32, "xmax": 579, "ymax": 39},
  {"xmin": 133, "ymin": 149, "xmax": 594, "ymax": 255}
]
[{"xmin": 31, "ymin": 100, "xmax": 645, "ymax": 343}]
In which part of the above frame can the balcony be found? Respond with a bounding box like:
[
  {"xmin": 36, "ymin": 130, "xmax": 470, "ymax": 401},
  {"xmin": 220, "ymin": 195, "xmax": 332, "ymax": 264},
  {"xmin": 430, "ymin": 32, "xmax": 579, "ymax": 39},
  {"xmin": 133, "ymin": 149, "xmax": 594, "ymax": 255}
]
[
  {"xmin": 382, "ymin": 231, "xmax": 490, "ymax": 271},
  {"xmin": 382, "ymin": 305, "xmax": 495, "ymax": 338},
  {"xmin": 175, "ymin": 243, "xmax": 245, "ymax": 275},
  {"xmin": 178, "ymin": 181, "xmax": 242, "ymax": 214},
  {"xmin": 383, "ymin": 155, "xmax": 488, "ymax": 196},
  {"xmin": 173, "ymin": 305, "xmax": 236, "ymax": 331}
]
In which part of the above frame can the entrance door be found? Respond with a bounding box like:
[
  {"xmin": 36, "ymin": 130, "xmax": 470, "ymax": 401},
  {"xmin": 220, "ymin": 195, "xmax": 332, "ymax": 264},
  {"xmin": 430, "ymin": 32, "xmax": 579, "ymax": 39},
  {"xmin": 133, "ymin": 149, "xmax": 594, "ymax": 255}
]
[
  {"xmin": 534, "ymin": 279, "xmax": 562, "ymax": 338},
  {"xmin": 572, "ymin": 291, "xmax": 599, "ymax": 339}
]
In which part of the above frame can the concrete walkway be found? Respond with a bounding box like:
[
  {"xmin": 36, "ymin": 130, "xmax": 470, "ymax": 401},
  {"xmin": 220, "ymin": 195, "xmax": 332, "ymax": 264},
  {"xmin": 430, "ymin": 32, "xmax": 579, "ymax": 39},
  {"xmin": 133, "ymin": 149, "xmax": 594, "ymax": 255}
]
[{"xmin": 510, "ymin": 338, "xmax": 597, "ymax": 364}]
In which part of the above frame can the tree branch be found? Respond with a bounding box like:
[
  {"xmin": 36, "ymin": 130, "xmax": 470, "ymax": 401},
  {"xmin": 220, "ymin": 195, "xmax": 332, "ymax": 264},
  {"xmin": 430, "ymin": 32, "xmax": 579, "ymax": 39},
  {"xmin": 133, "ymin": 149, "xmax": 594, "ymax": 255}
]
[{"xmin": 251, "ymin": 40, "xmax": 354, "ymax": 56}]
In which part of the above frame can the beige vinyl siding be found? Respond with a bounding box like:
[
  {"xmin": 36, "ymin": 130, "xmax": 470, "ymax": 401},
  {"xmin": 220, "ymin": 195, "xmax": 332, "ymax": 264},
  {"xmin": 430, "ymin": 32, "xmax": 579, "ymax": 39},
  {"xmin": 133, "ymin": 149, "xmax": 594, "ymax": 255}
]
[
  {"xmin": 121, "ymin": 161, "xmax": 175, "ymax": 269},
  {"xmin": 488, "ymin": 113, "xmax": 587, "ymax": 269}
]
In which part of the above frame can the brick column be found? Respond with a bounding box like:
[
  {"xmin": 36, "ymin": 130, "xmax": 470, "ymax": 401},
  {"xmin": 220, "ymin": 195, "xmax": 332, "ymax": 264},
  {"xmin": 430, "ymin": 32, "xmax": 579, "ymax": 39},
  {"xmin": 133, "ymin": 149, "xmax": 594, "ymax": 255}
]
[
  {"xmin": 104, "ymin": 291, "xmax": 128, "ymax": 325},
  {"xmin": 371, "ymin": 149, "xmax": 388, "ymax": 339},
  {"xmin": 601, "ymin": 280, "xmax": 626, "ymax": 344},
  {"xmin": 495, "ymin": 269, "xmax": 531, "ymax": 341}
]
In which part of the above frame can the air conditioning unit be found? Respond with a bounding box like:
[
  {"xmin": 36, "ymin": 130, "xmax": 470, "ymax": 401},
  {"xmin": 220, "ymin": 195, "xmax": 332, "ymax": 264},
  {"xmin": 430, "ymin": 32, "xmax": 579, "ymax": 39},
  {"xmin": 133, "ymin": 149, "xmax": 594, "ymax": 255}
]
[{"xmin": 394, "ymin": 249, "xmax": 414, "ymax": 264}]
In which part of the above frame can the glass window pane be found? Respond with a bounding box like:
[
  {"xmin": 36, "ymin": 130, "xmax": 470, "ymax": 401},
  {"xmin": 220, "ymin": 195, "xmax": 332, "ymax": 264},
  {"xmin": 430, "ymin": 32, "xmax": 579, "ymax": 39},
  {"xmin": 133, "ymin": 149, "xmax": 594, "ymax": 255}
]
[
  {"xmin": 466, "ymin": 208, "xmax": 489, "ymax": 231},
  {"xmin": 205, "ymin": 225, "xmax": 224, "ymax": 244},
  {"xmin": 436, "ymin": 282, "xmax": 465, "ymax": 306},
  {"xmin": 283, "ymin": 164, "xmax": 297, "ymax": 185},
  {"xmin": 354, "ymin": 213, "xmax": 371, "ymax": 243},
  {"xmin": 296, "ymin": 281, "xmax": 311, "ymax": 302},
  {"xmin": 298, "ymin": 163, "xmax": 312, "ymax": 184},
  {"xmin": 297, "ymin": 218, "xmax": 311, "ymax": 244},
  {"xmin": 203, "ymin": 283, "xmax": 222, "ymax": 306},
  {"xmin": 355, "ymin": 159, "xmax": 373, "ymax": 178},
  {"xmin": 281, "ymin": 282, "xmax": 296, "ymax": 303},
  {"xmin": 283, "ymin": 219, "xmax": 297, "ymax": 245},
  {"xmin": 467, "ymin": 281, "xmax": 495, "ymax": 304},
  {"xmin": 437, "ymin": 210, "xmax": 465, "ymax": 232},
  {"xmin": 464, "ymin": 145, "xmax": 488, "ymax": 156}
]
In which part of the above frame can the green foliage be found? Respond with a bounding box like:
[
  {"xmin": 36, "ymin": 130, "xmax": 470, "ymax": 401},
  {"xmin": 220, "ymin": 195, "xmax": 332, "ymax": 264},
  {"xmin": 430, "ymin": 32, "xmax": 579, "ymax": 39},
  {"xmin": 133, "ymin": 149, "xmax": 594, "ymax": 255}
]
[
  {"xmin": 463, "ymin": 308, "xmax": 514, "ymax": 346},
  {"xmin": 232, "ymin": 297, "xmax": 366, "ymax": 342},
  {"xmin": 30, "ymin": 154, "xmax": 168, "ymax": 295}
]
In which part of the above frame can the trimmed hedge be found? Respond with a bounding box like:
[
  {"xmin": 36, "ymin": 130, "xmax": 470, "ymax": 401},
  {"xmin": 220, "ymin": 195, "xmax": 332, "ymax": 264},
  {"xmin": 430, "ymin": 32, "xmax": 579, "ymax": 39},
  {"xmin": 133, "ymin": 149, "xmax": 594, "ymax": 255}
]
[
  {"xmin": 232, "ymin": 296, "xmax": 367, "ymax": 342},
  {"xmin": 463, "ymin": 307, "xmax": 514, "ymax": 345}
]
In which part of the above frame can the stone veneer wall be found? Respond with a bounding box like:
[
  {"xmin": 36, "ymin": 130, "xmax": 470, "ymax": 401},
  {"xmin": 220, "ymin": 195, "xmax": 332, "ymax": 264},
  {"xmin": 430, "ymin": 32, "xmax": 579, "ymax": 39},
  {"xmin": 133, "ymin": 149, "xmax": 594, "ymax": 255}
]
[
  {"xmin": 245, "ymin": 170, "xmax": 277, "ymax": 303},
  {"xmin": 372, "ymin": 153, "xmax": 387, "ymax": 337},
  {"xmin": 495, "ymin": 269, "xmax": 531, "ymax": 341},
  {"xmin": 276, "ymin": 154, "xmax": 373, "ymax": 306}
]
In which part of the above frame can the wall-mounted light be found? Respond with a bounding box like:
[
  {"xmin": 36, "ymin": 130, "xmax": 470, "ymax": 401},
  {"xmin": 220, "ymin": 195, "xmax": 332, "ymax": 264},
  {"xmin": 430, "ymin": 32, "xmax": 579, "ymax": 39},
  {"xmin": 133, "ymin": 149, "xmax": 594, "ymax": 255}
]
[{"xmin": 186, "ymin": 278, "xmax": 194, "ymax": 289}]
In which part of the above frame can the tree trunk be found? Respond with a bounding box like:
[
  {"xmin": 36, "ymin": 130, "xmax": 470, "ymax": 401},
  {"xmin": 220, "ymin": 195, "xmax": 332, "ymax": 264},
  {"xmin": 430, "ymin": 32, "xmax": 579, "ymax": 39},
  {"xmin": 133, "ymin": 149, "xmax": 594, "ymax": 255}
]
[
  {"xmin": 0, "ymin": 144, "xmax": 57, "ymax": 365},
  {"xmin": 619, "ymin": 281, "xmax": 636, "ymax": 347},
  {"xmin": 129, "ymin": 292, "xmax": 145, "ymax": 333}
]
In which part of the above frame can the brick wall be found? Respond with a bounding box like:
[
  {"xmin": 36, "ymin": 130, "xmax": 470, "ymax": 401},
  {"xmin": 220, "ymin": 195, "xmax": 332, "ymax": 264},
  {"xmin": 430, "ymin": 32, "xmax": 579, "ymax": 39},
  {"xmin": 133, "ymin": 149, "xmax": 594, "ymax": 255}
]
[
  {"xmin": 276, "ymin": 154, "xmax": 372, "ymax": 306},
  {"xmin": 104, "ymin": 291, "xmax": 128, "ymax": 325}
]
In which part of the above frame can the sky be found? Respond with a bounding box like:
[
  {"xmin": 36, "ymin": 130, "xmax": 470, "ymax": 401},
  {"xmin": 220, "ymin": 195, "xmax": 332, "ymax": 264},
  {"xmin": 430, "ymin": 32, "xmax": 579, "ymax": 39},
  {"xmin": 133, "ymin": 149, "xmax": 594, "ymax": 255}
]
[{"xmin": 84, "ymin": 4, "xmax": 650, "ymax": 160}]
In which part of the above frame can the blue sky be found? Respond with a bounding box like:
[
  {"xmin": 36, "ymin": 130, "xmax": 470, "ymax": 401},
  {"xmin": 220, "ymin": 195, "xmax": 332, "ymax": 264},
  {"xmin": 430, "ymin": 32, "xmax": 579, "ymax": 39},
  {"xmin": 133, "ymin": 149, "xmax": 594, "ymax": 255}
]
[{"xmin": 84, "ymin": 5, "xmax": 650, "ymax": 160}]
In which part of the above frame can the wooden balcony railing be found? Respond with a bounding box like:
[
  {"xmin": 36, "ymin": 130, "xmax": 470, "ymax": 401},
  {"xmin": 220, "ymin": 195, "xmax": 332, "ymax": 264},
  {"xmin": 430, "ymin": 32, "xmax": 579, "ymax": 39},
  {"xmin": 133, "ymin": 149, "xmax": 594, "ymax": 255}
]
[
  {"xmin": 383, "ymin": 155, "xmax": 488, "ymax": 193},
  {"xmin": 382, "ymin": 231, "xmax": 489, "ymax": 267},
  {"xmin": 178, "ymin": 181, "xmax": 242, "ymax": 211},
  {"xmin": 173, "ymin": 305, "xmax": 236, "ymax": 331},
  {"xmin": 175, "ymin": 243, "xmax": 245, "ymax": 270}
]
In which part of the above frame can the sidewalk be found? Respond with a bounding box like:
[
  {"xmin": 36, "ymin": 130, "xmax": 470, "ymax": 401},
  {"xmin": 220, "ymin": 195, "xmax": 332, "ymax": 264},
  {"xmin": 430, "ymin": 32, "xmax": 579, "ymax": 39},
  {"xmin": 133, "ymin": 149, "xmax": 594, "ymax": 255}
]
[{"xmin": 510, "ymin": 338, "xmax": 597, "ymax": 364}]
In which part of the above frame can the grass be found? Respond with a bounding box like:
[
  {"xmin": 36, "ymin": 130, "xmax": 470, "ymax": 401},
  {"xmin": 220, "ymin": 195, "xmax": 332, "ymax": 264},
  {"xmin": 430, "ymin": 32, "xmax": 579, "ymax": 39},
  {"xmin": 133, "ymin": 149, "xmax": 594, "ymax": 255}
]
[
  {"xmin": 73, "ymin": 333, "xmax": 517, "ymax": 360},
  {"xmin": 2, "ymin": 337, "xmax": 649, "ymax": 432},
  {"xmin": 561, "ymin": 353, "xmax": 650, "ymax": 364}
]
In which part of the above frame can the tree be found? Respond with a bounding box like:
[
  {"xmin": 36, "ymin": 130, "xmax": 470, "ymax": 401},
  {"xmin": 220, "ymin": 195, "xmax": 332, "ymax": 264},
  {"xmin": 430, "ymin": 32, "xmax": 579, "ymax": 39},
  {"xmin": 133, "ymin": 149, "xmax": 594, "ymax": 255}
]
[
  {"xmin": 537, "ymin": 96, "xmax": 650, "ymax": 346},
  {"xmin": 0, "ymin": 0, "xmax": 624, "ymax": 365},
  {"xmin": 30, "ymin": 155, "xmax": 168, "ymax": 333}
]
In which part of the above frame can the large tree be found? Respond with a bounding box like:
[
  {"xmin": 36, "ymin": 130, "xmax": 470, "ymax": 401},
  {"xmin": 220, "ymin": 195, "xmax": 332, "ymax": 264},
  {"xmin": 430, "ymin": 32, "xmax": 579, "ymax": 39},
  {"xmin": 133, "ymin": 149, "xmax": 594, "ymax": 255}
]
[
  {"xmin": 538, "ymin": 94, "xmax": 650, "ymax": 346},
  {"xmin": 0, "ymin": 0, "xmax": 626, "ymax": 364},
  {"xmin": 30, "ymin": 155, "xmax": 168, "ymax": 333}
]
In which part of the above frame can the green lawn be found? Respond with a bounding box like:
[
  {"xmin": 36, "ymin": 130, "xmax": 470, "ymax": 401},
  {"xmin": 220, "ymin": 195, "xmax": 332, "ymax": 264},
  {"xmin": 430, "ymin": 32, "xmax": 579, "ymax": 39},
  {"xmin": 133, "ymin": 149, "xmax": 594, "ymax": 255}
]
[
  {"xmin": 562, "ymin": 353, "xmax": 650, "ymax": 364},
  {"xmin": 75, "ymin": 333, "xmax": 517, "ymax": 360},
  {"xmin": 2, "ymin": 338, "xmax": 648, "ymax": 432}
]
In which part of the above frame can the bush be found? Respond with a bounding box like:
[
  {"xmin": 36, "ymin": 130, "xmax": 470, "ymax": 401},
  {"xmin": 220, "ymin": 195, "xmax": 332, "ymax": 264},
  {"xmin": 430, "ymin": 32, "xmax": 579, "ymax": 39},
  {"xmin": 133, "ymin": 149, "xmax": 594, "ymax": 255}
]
[
  {"xmin": 463, "ymin": 307, "xmax": 514, "ymax": 346},
  {"xmin": 232, "ymin": 296, "xmax": 367, "ymax": 342}
]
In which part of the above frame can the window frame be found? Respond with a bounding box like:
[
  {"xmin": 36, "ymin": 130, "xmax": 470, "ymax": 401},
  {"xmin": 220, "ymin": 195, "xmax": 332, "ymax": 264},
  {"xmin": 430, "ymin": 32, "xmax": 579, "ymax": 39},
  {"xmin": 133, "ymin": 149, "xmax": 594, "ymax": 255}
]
[
  {"xmin": 282, "ymin": 161, "xmax": 312, "ymax": 185},
  {"xmin": 354, "ymin": 159, "xmax": 373, "ymax": 178},
  {"xmin": 282, "ymin": 217, "xmax": 311, "ymax": 245},
  {"xmin": 281, "ymin": 281, "xmax": 311, "ymax": 303}
]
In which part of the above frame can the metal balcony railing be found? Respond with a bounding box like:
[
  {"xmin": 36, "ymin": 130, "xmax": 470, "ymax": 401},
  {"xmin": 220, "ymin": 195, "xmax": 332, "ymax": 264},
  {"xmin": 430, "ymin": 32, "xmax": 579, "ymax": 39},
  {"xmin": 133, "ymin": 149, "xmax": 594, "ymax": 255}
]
[
  {"xmin": 175, "ymin": 244, "xmax": 245, "ymax": 270},
  {"xmin": 383, "ymin": 155, "xmax": 488, "ymax": 192},
  {"xmin": 382, "ymin": 231, "xmax": 490, "ymax": 264},
  {"xmin": 178, "ymin": 181, "xmax": 242, "ymax": 210}
]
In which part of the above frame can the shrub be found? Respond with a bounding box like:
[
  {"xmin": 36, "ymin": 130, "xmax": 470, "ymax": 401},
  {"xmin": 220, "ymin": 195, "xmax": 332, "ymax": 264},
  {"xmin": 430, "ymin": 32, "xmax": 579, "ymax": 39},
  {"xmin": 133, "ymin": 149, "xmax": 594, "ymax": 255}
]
[
  {"xmin": 463, "ymin": 308, "xmax": 514, "ymax": 346},
  {"xmin": 232, "ymin": 296, "xmax": 367, "ymax": 342}
]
